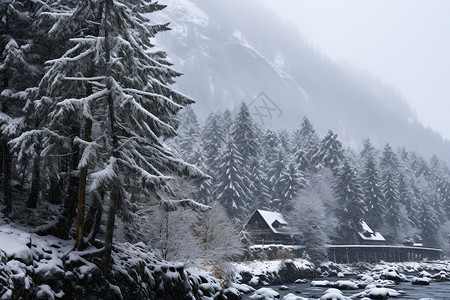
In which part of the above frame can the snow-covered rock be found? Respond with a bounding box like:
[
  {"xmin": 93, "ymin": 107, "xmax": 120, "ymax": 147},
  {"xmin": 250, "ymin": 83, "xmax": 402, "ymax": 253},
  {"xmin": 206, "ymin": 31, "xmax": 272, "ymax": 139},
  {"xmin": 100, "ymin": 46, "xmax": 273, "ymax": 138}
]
[
  {"xmin": 234, "ymin": 259, "xmax": 314, "ymax": 287},
  {"xmin": 283, "ymin": 293, "xmax": 307, "ymax": 300},
  {"xmin": 412, "ymin": 277, "xmax": 431, "ymax": 285},
  {"xmin": 319, "ymin": 288, "xmax": 347, "ymax": 300},
  {"xmin": 311, "ymin": 280, "xmax": 334, "ymax": 287},
  {"xmin": 249, "ymin": 287, "xmax": 280, "ymax": 299},
  {"xmin": 380, "ymin": 267, "xmax": 407, "ymax": 282},
  {"xmin": 333, "ymin": 280, "xmax": 358, "ymax": 290},
  {"xmin": 352, "ymin": 286, "xmax": 403, "ymax": 299},
  {"xmin": 0, "ymin": 226, "xmax": 229, "ymax": 300},
  {"xmin": 0, "ymin": 225, "xmax": 32, "ymax": 265},
  {"xmin": 294, "ymin": 279, "xmax": 307, "ymax": 284}
]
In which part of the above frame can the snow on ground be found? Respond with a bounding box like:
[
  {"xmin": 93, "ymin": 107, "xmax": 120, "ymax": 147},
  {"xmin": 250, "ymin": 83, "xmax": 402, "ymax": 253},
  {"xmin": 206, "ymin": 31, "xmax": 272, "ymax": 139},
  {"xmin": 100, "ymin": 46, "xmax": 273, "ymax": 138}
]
[{"xmin": 0, "ymin": 225, "xmax": 33, "ymax": 264}]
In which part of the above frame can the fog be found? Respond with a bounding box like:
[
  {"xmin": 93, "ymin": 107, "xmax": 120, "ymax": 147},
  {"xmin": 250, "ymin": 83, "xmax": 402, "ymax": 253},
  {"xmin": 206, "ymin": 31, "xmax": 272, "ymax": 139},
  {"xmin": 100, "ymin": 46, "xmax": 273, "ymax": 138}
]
[{"xmin": 262, "ymin": 0, "xmax": 450, "ymax": 141}]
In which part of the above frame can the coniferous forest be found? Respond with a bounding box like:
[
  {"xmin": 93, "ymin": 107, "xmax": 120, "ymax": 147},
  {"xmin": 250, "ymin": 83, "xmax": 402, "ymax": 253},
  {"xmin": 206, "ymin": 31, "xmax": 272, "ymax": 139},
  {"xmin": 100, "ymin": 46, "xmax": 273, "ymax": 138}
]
[
  {"xmin": 175, "ymin": 104, "xmax": 450, "ymax": 255},
  {"xmin": 1, "ymin": 1, "xmax": 450, "ymax": 299}
]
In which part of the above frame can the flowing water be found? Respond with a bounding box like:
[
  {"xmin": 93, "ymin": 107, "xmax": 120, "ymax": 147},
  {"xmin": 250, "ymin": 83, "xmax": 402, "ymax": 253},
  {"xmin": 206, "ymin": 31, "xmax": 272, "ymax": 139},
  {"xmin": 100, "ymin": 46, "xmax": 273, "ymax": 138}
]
[{"xmin": 243, "ymin": 278, "xmax": 450, "ymax": 299}]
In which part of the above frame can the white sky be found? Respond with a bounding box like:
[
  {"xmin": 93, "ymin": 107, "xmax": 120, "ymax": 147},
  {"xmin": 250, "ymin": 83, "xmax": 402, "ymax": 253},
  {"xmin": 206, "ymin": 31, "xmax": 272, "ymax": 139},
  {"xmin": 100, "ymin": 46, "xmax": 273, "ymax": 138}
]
[{"xmin": 262, "ymin": 0, "xmax": 450, "ymax": 140}]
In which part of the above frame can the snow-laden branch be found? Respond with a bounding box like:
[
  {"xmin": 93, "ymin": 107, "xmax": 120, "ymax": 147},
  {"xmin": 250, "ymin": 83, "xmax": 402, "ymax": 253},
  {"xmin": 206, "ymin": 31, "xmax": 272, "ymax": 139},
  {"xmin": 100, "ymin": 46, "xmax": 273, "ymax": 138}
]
[
  {"xmin": 160, "ymin": 199, "xmax": 211, "ymax": 212},
  {"xmin": 64, "ymin": 76, "xmax": 107, "ymax": 81},
  {"xmin": 122, "ymin": 88, "xmax": 183, "ymax": 110}
]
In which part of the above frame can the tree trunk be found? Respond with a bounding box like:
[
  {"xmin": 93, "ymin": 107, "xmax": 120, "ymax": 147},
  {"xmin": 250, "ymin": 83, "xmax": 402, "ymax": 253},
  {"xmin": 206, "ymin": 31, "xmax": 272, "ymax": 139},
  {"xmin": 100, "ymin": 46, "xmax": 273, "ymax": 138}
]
[
  {"xmin": 76, "ymin": 118, "xmax": 92, "ymax": 250},
  {"xmin": 1, "ymin": 139, "xmax": 12, "ymax": 214},
  {"xmin": 27, "ymin": 145, "xmax": 40, "ymax": 208},
  {"xmin": 102, "ymin": 186, "xmax": 119, "ymax": 265},
  {"xmin": 101, "ymin": 0, "xmax": 120, "ymax": 265},
  {"xmin": 37, "ymin": 132, "xmax": 79, "ymax": 239},
  {"xmin": 75, "ymin": 0, "xmax": 103, "ymax": 251}
]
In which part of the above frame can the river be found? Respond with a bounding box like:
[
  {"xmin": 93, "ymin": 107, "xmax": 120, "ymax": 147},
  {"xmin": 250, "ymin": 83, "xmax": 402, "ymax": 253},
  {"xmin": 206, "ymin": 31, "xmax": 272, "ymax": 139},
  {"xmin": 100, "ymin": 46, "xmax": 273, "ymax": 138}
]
[{"xmin": 242, "ymin": 277, "xmax": 450, "ymax": 299}]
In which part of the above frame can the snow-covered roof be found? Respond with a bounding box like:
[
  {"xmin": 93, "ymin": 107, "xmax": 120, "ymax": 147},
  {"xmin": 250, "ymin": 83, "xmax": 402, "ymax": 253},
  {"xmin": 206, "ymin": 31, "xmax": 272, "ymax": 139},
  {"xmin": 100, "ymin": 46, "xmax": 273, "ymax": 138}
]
[
  {"xmin": 256, "ymin": 209, "xmax": 290, "ymax": 234},
  {"xmin": 359, "ymin": 221, "xmax": 386, "ymax": 242}
]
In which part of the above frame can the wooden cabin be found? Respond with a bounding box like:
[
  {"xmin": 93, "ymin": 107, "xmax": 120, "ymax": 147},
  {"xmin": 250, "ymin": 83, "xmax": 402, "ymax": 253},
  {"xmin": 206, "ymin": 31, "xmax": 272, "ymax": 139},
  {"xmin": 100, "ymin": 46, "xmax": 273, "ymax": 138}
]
[{"xmin": 244, "ymin": 209, "xmax": 294, "ymax": 244}]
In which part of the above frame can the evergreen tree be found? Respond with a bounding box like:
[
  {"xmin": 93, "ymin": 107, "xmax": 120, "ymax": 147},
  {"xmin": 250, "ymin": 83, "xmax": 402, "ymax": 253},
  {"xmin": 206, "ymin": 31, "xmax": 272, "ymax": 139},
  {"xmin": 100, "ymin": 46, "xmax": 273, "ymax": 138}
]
[
  {"xmin": 278, "ymin": 129, "xmax": 291, "ymax": 154},
  {"xmin": 214, "ymin": 138, "xmax": 251, "ymax": 221},
  {"xmin": 267, "ymin": 149, "xmax": 287, "ymax": 208},
  {"xmin": 310, "ymin": 130, "xmax": 344, "ymax": 174},
  {"xmin": 231, "ymin": 102, "xmax": 259, "ymax": 161},
  {"xmin": 0, "ymin": 0, "xmax": 41, "ymax": 214},
  {"xmin": 379, "ymin": 143, "xmax": 401, "ymax": 242},
  {"xmin": 418, "ymin": 199, "xmax": 440, "ymax": 247},
  {"xmin": 381, "ymin": 170, "xmax": 402, "ymax": 242},
  {"xmin": 248, "ymin": 159, "xmax": 271, "ymax": 210},
  {"xmin": 291, "ymin": 116, "xmax": 318, "ymax": 170},
  {"xmin": 276, "ymin": 162, "xmax": 307, "ymax": 212},
  {"xmin": 361, "ymin": 155, "xmax": 385, "ymax": 231},
  {"xmin": 380, "ymin": 143, "xmax": 400, "ymax": 174},
  {"xmin": 220, "ymin": 108, "xmax": 233, "ymax": 141},
  {"xmin": 333, "ymin": 160, "xmax": 365, "ymax": 243},
  {"xmin": 201, "ymin": 112, "xmax": 225, "ymax": 179},
  {"xmin": 176, "ymin": 105, "xmax": 201, "ymax": 164},
  {"xmin": 398, "ymin": 173, "xmax": 420, "ymax": 226},
  {"xmin": 13, "ymin": 0, "xmax": 203, "ymax": 261},
  {"xmin": 261, "ymin": 128, "xmax": 280, "ymax": 165}
]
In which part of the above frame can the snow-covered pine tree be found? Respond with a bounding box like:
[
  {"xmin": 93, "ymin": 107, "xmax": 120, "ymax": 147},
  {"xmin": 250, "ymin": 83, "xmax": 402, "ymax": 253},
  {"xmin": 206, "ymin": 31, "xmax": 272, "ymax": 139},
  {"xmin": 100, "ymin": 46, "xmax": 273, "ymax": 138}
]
[
  {"xmin": 359, "ymin": 138, "xmax": 377, "ymax": 169},
  {"xmin": 379, "ymin": 144, "xmax": 401, "ymax": 242},
  {"xmin": 333, "ymin": 160, "xmax": 365, "ymax": 243},
  {"xmin": 381, "ymin": 170, "xmax": 402, "ymax": 243},
  {"xmin": 231, "ymin": 101, "xmax": 259, "ymax": 161},
  {"xmin": 0, "ymin": 0, "xmax": 41, "ymax": 214},
  {"xmin": 201, "ymin": 112, "xmax": 225, "ymax": 180},
  {"xmin": 276, "ymin": 162, "xmax": 307, "ymax": 213},
  {"xmin": 398, "ymin": 173, "xmax": 420, "ymax": 227},
  {"xmin": 418, "ymin": 198, "xmax": 440, "ymax": 247},
  {"xmin": 13, "ymin": 0, "xmax": 204, "ymax": 262},
  {"xmin": 291, "ymin": 116, "xmax": 319, "ymax": 154},
  {"xmin": 261, "ymin": 129, "xmax": 280, "ymax": 165},
  {"xmin": 221, "ymin": 108, "xmax": 233, "ymax": 140},
  {"xmin": 248, "ymin": 159, "xmax": 271, "ymax": 210},
  {"xmin": 310, "ymin": 130, "xmax": 344, "ymax": 174},
  {"xmin": 361, "ymin": 154, "xmax": 385, "ymax": 231},
  {"xmin": 176, "ymin": 105, "xmax": 201, "ymax": 164},
  {"xmin": 278, "ymin": 129, "xmax": 291, "ymax": 154},
  {"xmin": 291, "ymin": 116, "xmax": 318, "ymax": 172},
  {"xmin": 213, "ymin": 137, "xmax": 251, "ymax": 221},
  {"xmin": 380, "ymin": 144, "xmax": 400, "ymax": 173},
  {"xmin": 429, "ymin": 155, "xmax": 450, "ymax": 219},
  {"xmin": 267, "ymin": 149, "xmax": 287, "ymax": 209}
]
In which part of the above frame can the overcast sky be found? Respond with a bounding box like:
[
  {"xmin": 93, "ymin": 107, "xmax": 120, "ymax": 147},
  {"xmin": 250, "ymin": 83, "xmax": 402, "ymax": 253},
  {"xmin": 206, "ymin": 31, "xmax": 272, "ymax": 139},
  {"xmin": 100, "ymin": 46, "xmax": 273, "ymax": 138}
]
[{"xmin": 262, "ymin": 0, "xmax": 450, "ymax": 141}]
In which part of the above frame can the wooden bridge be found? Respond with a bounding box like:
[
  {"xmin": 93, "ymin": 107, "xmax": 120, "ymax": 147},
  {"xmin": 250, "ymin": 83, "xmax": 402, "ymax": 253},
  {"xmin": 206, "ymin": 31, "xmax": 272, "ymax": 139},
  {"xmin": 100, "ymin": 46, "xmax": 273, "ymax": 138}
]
[{"xmin": 327, "ymin": 245, "xmax": 442, "ymax": 263}]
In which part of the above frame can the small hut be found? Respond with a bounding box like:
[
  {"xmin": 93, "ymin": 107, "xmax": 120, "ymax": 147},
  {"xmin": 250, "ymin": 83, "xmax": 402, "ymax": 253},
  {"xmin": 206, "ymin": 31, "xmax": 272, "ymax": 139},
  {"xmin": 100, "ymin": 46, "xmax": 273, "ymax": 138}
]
[{"xmin": 244, "ymin": 209, "xmax": 294, "ymax": 244}]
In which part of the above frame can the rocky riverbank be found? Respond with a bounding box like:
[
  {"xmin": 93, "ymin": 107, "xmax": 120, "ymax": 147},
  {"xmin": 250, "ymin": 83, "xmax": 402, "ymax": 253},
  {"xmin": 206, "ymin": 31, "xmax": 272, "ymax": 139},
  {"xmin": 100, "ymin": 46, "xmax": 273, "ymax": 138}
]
[
  {"xmin": 0, "ymin": 224, "xmax": 239, "ymax": 300},
  {"xmin": 235, "ymin": 260, "xmax": 450, "ymax": 299}
]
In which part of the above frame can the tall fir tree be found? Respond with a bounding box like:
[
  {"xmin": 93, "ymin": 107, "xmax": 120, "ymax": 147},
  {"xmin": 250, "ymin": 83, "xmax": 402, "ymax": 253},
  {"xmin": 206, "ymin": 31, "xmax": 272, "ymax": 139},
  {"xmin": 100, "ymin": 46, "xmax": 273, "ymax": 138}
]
[
  {"xmin": 176, "ymin": 105, "xmax": 201, "ymax": 164},
  {"xmin": 213, "ymin": 138, "xmax": 251, "ymax": 221},
  {"xmin": 310, "ymin": 130, "xmax": 344, "ymax": 174},
  {"xmin": 12, "ymin": 0, "xmax": 203, "ymax": 261},
  {"xmin": 201, "ymin": 112, "xmax": 225, "ymax": 179},
  {"xmin": 361, "ymin": 154, "xmax": 385, "ymax": 231},
  {"xmin": 333, "ymin": 160, "xmax": 365, "ymax": 243},
  {"xmin": 0, "ymin": 0, "xmax": 41, "ymax": 214}
]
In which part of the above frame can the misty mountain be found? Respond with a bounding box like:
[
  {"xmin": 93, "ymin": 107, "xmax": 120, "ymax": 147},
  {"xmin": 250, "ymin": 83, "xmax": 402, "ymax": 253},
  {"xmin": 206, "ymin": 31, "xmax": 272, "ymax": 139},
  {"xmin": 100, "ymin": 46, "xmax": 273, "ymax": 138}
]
[{"xmin": 153, "ymin": 0, "xmax": 450, "ymax": 162}]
